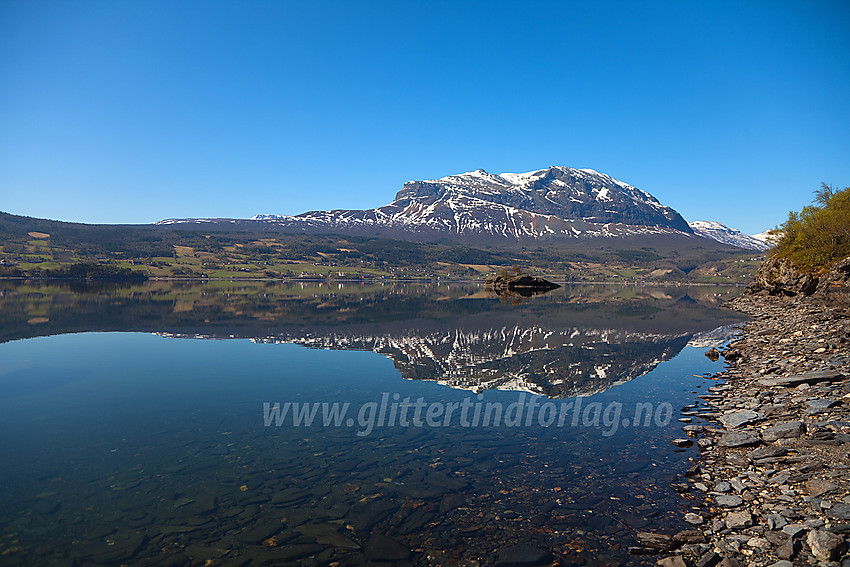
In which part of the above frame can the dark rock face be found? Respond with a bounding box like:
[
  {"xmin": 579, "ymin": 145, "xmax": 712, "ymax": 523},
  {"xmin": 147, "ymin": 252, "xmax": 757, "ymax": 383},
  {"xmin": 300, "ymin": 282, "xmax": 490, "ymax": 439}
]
[
  {"xmin": 747, "ymin": 254, "xmax": 850, "ymax": 301},
  {"xmin": 747, "ymin": 256, "xmax": 819, "ymax": 296},
  {"xmin": 815, "ymin": 256, "xmax": 850, "ymax": 306},
  {"xmin": 493, "ymin": 543, "xmax": 552, "ymax": 566}
]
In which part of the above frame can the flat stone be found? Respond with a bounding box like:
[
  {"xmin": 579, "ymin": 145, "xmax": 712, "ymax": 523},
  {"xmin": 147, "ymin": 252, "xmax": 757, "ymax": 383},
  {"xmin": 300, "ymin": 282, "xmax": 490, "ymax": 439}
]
[
  {"xmin": 671, "ymin": 438, "xmax": 694, "ymax": 448},
  {"xmin": 805, "ymin": 398, "xmax": 840, "ymax": 412},
  {"xmin": 747, "ymin": 536, "xmax": 771, "ymax": 550},
  {"xmin": 637, "ymin": 532, "xmax": 674, "ymax": 551},
  {"xmin": 494, "ymin": 543, "xmax": 551, "ymax": 566},
  {"xmin": 656, "ymin": 557, "xmax": 688, "ymax": 567},
  {"xmin": 714, "ymin": 481, "xmax": 732, "ymax": 492},
  {"xmin": 767, "ymin": 561, "xmax": 793, "ymax": 567},
  {"xmin": 715, "ymin": 494, "xmax": 743, "ymax": 507},
  {"xmin": 782, "ymin": 524, "xmax": 807, "ymax": 537},
  {"xmin": 685, "ymin": 513, "xmax": 704, "ymax": 525},
  {"xmin": 806, "ymin": 479, "xmax": 838, "ymax": 497},
  {"xmin": 237, "ymin": 522, "xmax": 282, "ymax": 544},
  {"xmin": 720, "ymin": 409, "xmax": 763, "ymax": 429},
  {"xmin": 725, "ymin": 511, "xmax": 754, "ymax": 529},
  {"xmin": 806, "ymin": 529, "xmax": 846, "ymax": 560},
  {"xmin": 826, "ymin": 502, "xmax": 850, "ymax": 521},
  {"xmin": 726, "ymin": 454, "xmax": 750, "ymax": 466},
  {"xmin": 758, "ymin": 370, "xmax": 844, "ymax": 387},
  {"xmin": 364, "ymin": 533, "xmax": 410, "ymax": 561},
  {"xmin": 719, "ymin": 431, "xmax": 761, "ymax": 447},
  {"xmin": 761, "ymin": 421, "xmax": 804, "ymax": 442},
  {"xmin": 296, "ymin": 523, "xmax": 360, "ymax": 549},
  {"xmin": 748, "ymin": 446, "xmax": 788, "ymax": 459},
  {"xmin": 673, "ymin": 529, "xmax": 706, "ymax": 544}
]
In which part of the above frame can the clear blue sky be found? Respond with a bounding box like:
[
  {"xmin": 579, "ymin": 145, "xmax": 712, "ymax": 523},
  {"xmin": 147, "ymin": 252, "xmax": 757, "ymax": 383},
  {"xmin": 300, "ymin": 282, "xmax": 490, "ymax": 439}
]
[{"xmin": 1, "ymin": 0, "xmax": 848, "ymax": 234}]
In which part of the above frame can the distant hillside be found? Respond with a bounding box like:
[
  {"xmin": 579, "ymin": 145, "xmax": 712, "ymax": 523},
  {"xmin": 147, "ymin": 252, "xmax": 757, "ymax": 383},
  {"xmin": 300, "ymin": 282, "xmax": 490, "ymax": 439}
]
[{"xmin": 0, "ymin": 210, "xmax": 761, "ymax": 283}]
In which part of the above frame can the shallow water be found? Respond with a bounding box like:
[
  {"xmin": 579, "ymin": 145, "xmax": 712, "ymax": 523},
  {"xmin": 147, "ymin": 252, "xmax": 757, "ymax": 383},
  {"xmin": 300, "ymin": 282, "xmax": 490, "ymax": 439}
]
[{"xmin": 0, "ymin": 281, "xmax": 744, "ymax": 566}]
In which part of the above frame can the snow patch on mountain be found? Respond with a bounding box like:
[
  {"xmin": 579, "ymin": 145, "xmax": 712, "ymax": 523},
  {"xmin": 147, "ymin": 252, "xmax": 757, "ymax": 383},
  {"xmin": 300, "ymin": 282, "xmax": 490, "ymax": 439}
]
[
  {"xmin": 751, "ymin": 230, "xmax": 778, "ymax": 246},
  {"xmin": 688, "ymin": 221, "xmax": 771, "ymax": 251}
]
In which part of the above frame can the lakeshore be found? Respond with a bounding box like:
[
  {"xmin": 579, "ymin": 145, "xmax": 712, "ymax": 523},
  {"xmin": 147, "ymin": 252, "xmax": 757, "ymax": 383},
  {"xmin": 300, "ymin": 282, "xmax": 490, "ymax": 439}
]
[{"xmin": 650, "ymin": 287, "xmax": 850, "ymax": 567}]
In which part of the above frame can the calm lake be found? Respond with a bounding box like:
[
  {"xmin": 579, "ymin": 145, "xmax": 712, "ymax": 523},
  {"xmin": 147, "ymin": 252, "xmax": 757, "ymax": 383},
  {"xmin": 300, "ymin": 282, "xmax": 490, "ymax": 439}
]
[{"xmin": 0, "ymin": 281, "xmax": 745, "ymax": 566}]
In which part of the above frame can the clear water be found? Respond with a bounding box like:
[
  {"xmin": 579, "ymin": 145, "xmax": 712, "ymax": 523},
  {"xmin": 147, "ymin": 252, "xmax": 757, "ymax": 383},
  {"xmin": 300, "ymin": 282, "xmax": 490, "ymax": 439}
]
[{"xmin": 0, "ymin": 282, "xmax": 744, "ymax": 566}]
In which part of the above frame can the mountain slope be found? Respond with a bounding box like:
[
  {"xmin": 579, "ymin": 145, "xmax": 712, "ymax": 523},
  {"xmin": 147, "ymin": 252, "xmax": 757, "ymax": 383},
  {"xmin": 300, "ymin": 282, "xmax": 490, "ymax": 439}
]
[
  {"xmin": 688, "ymin": 221, "xmax": 771, "ymax": 251},
  {"xmin": 159, "ymin": 166, "xmax": 699, "ymax": 243}
]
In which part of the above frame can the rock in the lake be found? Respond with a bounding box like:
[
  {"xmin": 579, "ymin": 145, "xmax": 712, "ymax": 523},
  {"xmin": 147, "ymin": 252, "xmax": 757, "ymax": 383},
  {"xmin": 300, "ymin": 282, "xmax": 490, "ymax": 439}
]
[
  {"xmin": 656, "ymin": 556, "xmax": 688, "ymax": 567},
  {"xmin": 365, "ymin": 533, "xmax": 410, "ymax": 561},
  {"xmin": 637, "ymin": 531, "xmax": 675, "ymax": 551},
  {"xmin": 494, "ymin": 543, "xmax": 552, "ymax": 566}
]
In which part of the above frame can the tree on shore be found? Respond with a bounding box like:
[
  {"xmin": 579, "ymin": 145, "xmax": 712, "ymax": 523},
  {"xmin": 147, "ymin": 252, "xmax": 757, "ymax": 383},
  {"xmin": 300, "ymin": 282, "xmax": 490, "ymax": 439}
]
[{"xmin": 771, "ymin": 183, "xmax": 850, "ymax": 273}]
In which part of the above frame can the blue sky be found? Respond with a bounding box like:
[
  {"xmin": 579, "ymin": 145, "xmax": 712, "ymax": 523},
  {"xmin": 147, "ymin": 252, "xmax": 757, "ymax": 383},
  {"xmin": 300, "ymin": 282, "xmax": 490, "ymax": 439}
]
[{"xmin": 1, "ymin": 1, "xmax": 848, "ymax": 234}]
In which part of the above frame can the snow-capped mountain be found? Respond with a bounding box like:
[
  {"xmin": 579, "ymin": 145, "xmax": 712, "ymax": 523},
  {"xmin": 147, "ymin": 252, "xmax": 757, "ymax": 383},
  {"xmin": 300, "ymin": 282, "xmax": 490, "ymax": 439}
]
[
  {"xmin": 751, "ymin": 230, "xmax": 777, "ymax": 247},
  {"xmin": 158, "ymin": 166, "xmax": 700, "ymax": 243},
  {"xmin": 688, "ymin": 221, "xmax": 771, "ymax": 251}
]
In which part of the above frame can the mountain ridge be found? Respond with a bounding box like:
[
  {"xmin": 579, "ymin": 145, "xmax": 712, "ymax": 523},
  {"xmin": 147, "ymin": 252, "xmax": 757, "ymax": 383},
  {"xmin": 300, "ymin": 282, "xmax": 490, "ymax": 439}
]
[
  {"xmin": 688, "ymin": 220, "xmax": 771, "ymax": 251},
  {"xmin": 158, "ymin": 166, "xmax": 702, "ymax": 244}
]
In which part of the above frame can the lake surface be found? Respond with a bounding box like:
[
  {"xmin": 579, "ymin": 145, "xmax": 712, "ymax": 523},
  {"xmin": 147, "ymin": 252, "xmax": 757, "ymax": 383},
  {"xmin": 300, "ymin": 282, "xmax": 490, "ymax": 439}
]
[{"xmin": 0, "ymin": 281, "xmax": 745, "ymax": 566}]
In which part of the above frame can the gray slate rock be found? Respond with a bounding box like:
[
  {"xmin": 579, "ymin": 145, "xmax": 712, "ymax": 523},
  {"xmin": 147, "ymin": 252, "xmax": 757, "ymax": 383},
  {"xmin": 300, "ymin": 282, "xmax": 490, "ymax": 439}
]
[
  {"xmin": 826, "ymin": 502, "xmax": 850, "ymax": 521},
  {"xmin": 636, "ymin": 532, "xmax": 674, "ymax": 551},
  {"xmin": 761, "ymin": 421, "xmax": 804, "ymax": 441},
  {"xmin": 719, "ymin": 409, "xmax": 763, "ymax": 429},
  {"xmin": 806, "ymin": 529, "xmax": 846, "ymax": 560},
  {"xmin": 494, "ymin": 543, "xmax": 551, "ymax": 566},
  {"xmin": 805, "ymin": 398, "xmax": 840, "ymax": 412},
  {"xmin": 766, "ymin": 513, "xmax": 788, "ymax": 530},
  {"xmin": 696, "ymin": 551, "xmax": 722, "ymax": 567},
  {"xmin": 725, "ymin": 511, "xmax": 754, "ymax": 529},
  {"xmin": 758, "ymin": 370, "xmax": 844, "ymax": 387},
  {"xmin": 719, "ymin": 431, "xmax": 761, "ymax": 447},
  {"xmin": 715, "ymin": 494, "xmax": 743, "ymax": 507},
  {"xmin": 748, "ymin": 446, "xmax": 788, "ymax": 459},
  {"xmin": 806, "ymin": 479, "xmax": 837, "ymax": 497}
]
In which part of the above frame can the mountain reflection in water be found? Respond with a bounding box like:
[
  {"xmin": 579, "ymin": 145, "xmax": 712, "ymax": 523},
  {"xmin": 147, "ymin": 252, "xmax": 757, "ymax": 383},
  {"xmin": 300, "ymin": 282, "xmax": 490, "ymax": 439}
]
[
  {"xmin": 1, "ymin": 281, "xmax": 742, "ymax": 400},
  {"xmin": 0, "ymin": 281, "xmax": 746, "ymax": 566}
]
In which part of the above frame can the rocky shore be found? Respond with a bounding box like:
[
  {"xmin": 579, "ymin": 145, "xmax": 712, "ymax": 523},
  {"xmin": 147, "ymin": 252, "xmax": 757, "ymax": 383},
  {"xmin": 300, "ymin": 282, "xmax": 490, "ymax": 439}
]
[{"xmin": 652, "ymin": 258, "xmax": 850, "ymax": 567}]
